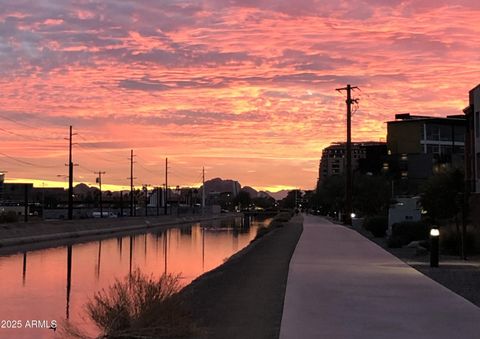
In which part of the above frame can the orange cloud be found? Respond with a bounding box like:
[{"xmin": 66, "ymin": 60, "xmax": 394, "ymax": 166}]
[{"xmin": 0, "ymin": 1, "xmax": 479, "ymax": 190}]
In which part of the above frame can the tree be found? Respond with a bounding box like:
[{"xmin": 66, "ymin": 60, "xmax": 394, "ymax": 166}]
[
  {"xmin": 420, "ymin": 169, "xmax": 464, "ymax": 222},
  {"xmin": 316, "ymin": 175, "xmax": 344, "ymax": 215},
  {"xmin": 315, "ymin": 173, "xmax": 391, "ymax": 217},
  {"xmin": 353, "ymin": 174, "xmax": 391, "ymax": 216},
  {"xmin": 252, "ymin": 196, "xmax": 275, "ymax": 209},
  {"xmin": 280, "ymin": 190, "xmax": 302, "ymax": 209},
  {"xmin": 234, "ymin": 191, "xmax": 251, "ymax": 209}
]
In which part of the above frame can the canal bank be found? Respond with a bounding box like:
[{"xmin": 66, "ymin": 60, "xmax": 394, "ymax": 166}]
[
  {"xmin": 1, "ymin": 216, "xmax": 272, "ymax": 338},
  {"xmin": 179, "ymin": 215, "xmax": 303, "ymax": 339},
  {"xmin": 0, "ymin": 213, "xmax": 239, "ymax": 252}
]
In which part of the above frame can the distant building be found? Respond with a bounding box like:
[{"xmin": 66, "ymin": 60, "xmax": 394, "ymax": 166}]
[
  {"xmin": 317, "ymin": 141, "xmax": 387, "ymax": 186},
  {"xmin": 2, "ymin": 183, "xmax": 34, "ymax": 203},
  {"xmin": 386, "ymin": 113, "xmax": 465, "ymax": 195}
]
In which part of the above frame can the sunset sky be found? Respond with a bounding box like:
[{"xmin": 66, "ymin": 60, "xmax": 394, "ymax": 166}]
[{"xmin": 1, "ymin": 0, "xmax": 480, "ymax": 191}]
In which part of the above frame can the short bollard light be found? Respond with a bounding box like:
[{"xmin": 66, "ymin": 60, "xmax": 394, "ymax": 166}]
[
  {"xmin": 430, "ymin": 227, "xmax": 440, "ymax": 267},
  {"xmin": 350, "ymin": 212, "xmax": 356, "ymax": 219}
]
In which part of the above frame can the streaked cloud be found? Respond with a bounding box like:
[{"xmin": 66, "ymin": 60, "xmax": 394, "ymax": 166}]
[{"xmin": 1, "ymin": 0, "xmax": 479, "ymax": 190}]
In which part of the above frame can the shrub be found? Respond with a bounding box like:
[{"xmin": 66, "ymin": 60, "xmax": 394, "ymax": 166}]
[
  {"xmin": 273, "ymin": 212, "xmax": 292, "ymax": 223},
  {"xmin": 363, "ymin": 216, "xmax": 388, "ymax": 237},
  {"xmin": 440, "ymin": 226, "xmax": 477, "ymax": 255},
  {"xmin": 388, "ymin": 221, "xmax": 429, "ymax": 247},
  {"xmin": 255, "ymin": 226, "xmax": 270, "ymax": 240},
  {"xmin": 78, "ymin": 270, "xmax": 195, "ymax": 338},
  {"xmin": 386, "ymin": 236, "xmax": 404, "ymax": 248},
  {"xmin": 0, "ymin": 211, "xmax": 19, "ymax": 223},
  {"xmin": 253, "ymin": 212, "xmax": 291, "ymax": 241}
]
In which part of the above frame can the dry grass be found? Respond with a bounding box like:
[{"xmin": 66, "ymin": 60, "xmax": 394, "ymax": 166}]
[{"xmin": 64, "ymin": 269, "xmax": 196, "ymax": 339}]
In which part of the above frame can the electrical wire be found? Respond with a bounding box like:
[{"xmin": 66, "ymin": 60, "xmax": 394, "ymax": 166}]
[{"xmin": 0, "ymin": 152, "xmax": 59, "ymax": 168}]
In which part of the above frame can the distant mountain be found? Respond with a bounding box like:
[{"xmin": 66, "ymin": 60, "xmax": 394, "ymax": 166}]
[
  {"xmin": 258, "ymin": 191, "xmax": 273, "ymax": 199},
  {"xmin": 264, "ymin": 190, "xmax": 289, "ymax": 201},
  {"xmin": 203, "ymin": 177, "xmax": 241, "ymax": 195},
  {"xmin": 241, "ymin": 186, "xmax": 258, "ymax": 198},
  {"xmin": 201, "ymin": 178, "xmax": 289, "ymax": 200},
  {"xmin": 73, "ymin": 183, "xmax": 96, "ymax": 195}
]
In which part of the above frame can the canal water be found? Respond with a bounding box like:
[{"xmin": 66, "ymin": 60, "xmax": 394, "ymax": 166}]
[{"xmin": 0, "ymin": 216, "xmax": 270, "ymax": 339}]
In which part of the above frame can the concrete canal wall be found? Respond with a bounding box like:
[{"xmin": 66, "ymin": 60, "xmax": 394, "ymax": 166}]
[{"xmin": 0, "ymin": 213, "xmax": 240, "ymax": 249}]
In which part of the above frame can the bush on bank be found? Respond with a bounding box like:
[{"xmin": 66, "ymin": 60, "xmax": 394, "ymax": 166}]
[
  {"xmin": 0, "ymin": 211, "xmax": 19, "ymax": 223},
  {"xmin": 363, "ymin": 216, "xmax": 388, "ymax": 238},
  {"xmin": 66, "ymin": 270, "xmax": 195, "ymax": 339},
  {"xmin": 387, "ymin": 221, "xmax": 429, "ymax": 248},
  {"xmin": 254, "ymin": 211, "xmax": 293, "ymax": 241}
]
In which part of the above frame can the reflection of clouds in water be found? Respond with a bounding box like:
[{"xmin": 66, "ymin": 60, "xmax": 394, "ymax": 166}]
[{"xmin": 0, "ymin": 217, "xmax": 271, "ymax": 337}]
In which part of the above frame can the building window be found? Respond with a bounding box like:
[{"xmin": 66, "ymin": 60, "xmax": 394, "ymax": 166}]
[
  {"xmin": 426, "ymin": 125, "xmax": 440, "ymax": 141},
  {"xmin": 426, "ymin": 144, "xmax": 440, "ymax": 154},
  {"xmin": 439, "ymin": 125, "xmax": 452, "ymax": 141}
]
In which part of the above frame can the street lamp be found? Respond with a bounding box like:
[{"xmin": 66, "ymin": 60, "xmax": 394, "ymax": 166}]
[{"xmin": 430, "ymin": 227, "xmax": 440, "ymax": 267}]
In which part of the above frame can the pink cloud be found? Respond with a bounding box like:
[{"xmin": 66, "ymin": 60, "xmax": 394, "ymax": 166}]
[{"xmin": 0, "ymin": 1, "xmax": 479, "ymax": 190}]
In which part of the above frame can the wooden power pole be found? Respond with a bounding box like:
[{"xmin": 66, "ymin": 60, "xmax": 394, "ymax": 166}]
[
  {"xmin": 336, "ymin": 84, "xmax": 358, "ymax": 225},
  {"xmin": 95, "ymin": 171, "xmax": 106, "ymax": 217}
]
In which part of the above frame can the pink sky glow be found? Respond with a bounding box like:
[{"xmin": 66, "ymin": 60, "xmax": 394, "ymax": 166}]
[{"xmin": 1, "ymin": 0, "xmax": 480, "ymax": 191}]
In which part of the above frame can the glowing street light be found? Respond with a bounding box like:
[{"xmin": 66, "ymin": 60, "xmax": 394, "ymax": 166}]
[{"xmin": 430, "ymin": 227, "xmax": 440, "ymax": 267}]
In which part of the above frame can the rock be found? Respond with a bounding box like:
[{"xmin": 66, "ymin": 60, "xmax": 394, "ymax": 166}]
[
  {"xmin": 406, "ymin": 240, "xmax": 423, "ymax": 248},
  {"xmin": 415, "ymin": 246, "xmax": 428, "ymax": 256}
]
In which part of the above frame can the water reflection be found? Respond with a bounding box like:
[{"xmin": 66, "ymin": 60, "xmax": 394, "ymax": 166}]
[
  {"xmin": 0, "ymin": 216, "xmax": 269, "ymax": 338},
  {"xmin": 95, "ymin": 241, "xmax": 102, "ymax": 281},
  {"xmin": 66, "ymin": 245, "xmax": 72, "ymax": 320},
  {"xmin": 22, "ymin": 252, "xmax": 27, "ymax": 286}
]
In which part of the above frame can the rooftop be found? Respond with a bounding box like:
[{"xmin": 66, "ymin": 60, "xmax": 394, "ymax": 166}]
[{"xmin": 388, "ymin": 113, "xmax": 466, "ymax": 124}]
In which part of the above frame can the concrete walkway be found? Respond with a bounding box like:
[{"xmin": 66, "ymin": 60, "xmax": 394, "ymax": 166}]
[{"xmin": 280, "ymin": 216, "xmax": 480, "ymax": 339}]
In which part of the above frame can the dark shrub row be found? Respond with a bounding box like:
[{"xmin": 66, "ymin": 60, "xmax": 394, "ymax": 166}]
[
  {"xmin": 363, "ymin": 216, "xmax": 388, "ymax": 237},
  {"xmin": 387, "ymin": 221, "xmax": 429, "ymax": 248}
]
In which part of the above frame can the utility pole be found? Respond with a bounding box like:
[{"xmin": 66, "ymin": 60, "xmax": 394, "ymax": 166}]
[
  {"xmin": 202, "ymin": 166, "xmax": 205, "ymax": 215},
  {"xmin": 164, "ymin": 158, "xmax": 168, "ymax": 215},
  {"xmin": 336, "ymin": 84, "xmax": 359, "ymax": 225},
  {"xmin": 66, "ymin": 126, "xmax": 77, "ymax": 220},
  {"xmin": 128, "ymin": 150, "xmax": 136, "ymax": 217},
  {"xmin": 95, "ymin": 171, "xmax": 106, "ymax": 218}
]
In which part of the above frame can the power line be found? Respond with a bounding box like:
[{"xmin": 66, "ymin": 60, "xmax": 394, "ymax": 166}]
[
  {"xmin": 0, "ymin": 152, "xmax": 58, "ymax": 168},
  {"xmin": 0, "ymin": 127, "xmax": 43, "ymax": 141},
  {"xmin": 0, "ymin": 114, "xmax": 65, "ymax": 138},
  {"xmin": 75, "ymin": 143, "xmax": 124, "ymax": 167}
]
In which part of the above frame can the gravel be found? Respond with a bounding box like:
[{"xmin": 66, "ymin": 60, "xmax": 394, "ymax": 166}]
[{"xmin": 354, "ymin": 224, "xmax": 480, "ymax": 308}]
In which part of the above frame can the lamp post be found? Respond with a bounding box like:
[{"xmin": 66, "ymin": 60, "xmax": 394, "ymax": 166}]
[{"xmin": 430, "ymin": 227, "xmax": 440, "ymax": 267}]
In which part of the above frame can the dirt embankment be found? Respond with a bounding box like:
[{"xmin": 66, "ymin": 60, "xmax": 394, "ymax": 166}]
[{"xmin": 179, "ymin": 215, "xmax": 303, "ymax": 339}]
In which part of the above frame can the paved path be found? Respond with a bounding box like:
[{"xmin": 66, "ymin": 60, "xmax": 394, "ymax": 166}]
[{"xmin": 280, "ymin": 215, "xmax": 480, "ymax": 339}]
